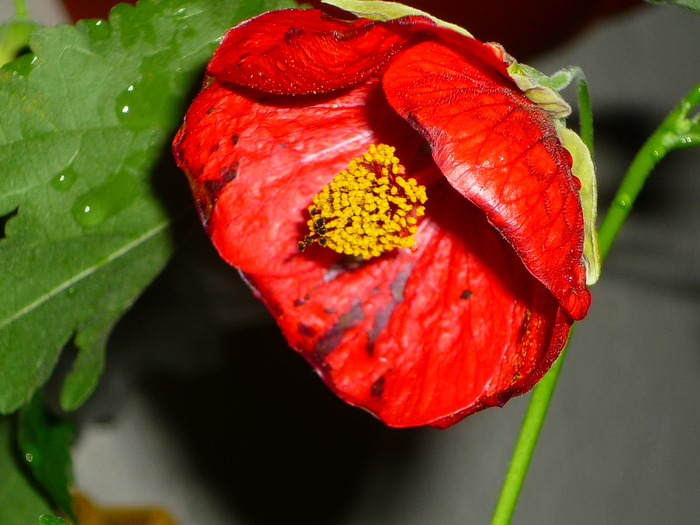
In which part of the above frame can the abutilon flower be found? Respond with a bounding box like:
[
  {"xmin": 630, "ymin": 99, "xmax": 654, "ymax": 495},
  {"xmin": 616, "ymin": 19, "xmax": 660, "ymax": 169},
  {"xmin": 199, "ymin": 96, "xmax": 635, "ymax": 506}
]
[{"xmin": 173, "ymin": 2, "xmax": 599, "ymax": 428}]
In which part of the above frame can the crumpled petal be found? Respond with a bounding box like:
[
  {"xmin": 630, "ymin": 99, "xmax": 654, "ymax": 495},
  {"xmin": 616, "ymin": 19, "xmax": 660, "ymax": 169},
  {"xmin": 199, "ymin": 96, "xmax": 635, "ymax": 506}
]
[
  {"xmin": 208, "ymin": 9, "xmax": 409, "ymax": 95},
  {"xmin": 244, "ymin": 179, "xmax": 570, "ymax": 427},
  {"xmin": 382, "ymin": 40, "xmax": 590, "ymax": 320},
  {"xmin": 173, "ymin": 76, "xmax": 424, "ymax": 276},
  {"xmin": 173, "ymin": 8, "xmax": 592, "ymax": 428}
]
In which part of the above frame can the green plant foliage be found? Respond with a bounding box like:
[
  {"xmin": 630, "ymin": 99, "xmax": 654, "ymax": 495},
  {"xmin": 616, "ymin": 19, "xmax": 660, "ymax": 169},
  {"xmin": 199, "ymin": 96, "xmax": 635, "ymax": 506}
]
[
  {"xmin": 0, "ymin": 19, "xmax": 38, "ymax": 67},
  {"xmin": 39, "ymin": 516, "xmax": 72, "ymax": 525},
  {"xmin": 0, "ymin": 415, "xmax": 53, "ymax": 525},
  {"xmin": 0, "ymin": 0, "xmax": 297, "ymax": 415},
  {"xmin": 646, "ymin": 0, "xmax": 700, "ymax": 14},
  {"xmin": 17, "ymin": 395, "xmax": 76, "ymax": 523}
]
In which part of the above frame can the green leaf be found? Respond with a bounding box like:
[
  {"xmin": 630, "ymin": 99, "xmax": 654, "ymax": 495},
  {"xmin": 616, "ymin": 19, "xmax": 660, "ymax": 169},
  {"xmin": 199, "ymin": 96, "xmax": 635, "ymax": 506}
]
[
  {"xmin": 0, "ymin": 0, "xmax": 297, "ymax": 414},
  {"xmin": 0, "ymin": 415, "xmax": 53, "ymax": 525},
  {"xmin": 38, "ymin": 516, "xmax": 72, "ymax": 525},
  {"xmin": 646, "ymin": 0, "xmax": 700, "ymax": 14},
  {"xmin": 17, "ymin": 394, "xmax": 76, "ymax": 523},
  {"xmin": 0, "ymin": 19, "xmax": 39, "ymax": 67}
]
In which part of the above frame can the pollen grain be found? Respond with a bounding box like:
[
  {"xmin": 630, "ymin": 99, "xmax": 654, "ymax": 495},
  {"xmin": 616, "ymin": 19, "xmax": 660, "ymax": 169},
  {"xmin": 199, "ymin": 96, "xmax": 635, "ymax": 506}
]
[{"xmin": 299, "ymin": 144, "xmax": 427, "ymax": 259}]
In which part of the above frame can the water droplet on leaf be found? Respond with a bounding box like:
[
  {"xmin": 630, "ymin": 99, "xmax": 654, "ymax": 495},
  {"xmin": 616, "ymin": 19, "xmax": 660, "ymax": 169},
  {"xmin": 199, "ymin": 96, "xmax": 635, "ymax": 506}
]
[
  {"xmin": 115, "ymin": 63, "xmax": 179, "ymax": 129},
  {"xmin": 72, "ymin": 171, "xmax": 140, "ymax": 227},
  {"xmin": 82, "ymin": 18, "xmax": 112, "ymax": 41},
  {"xmin": 51, "ymin": 166, "xmax": 78, "ymax": 192},
  {"xmin": 4, "ymin": 53, "xmax": 37, "ymax": 78}
]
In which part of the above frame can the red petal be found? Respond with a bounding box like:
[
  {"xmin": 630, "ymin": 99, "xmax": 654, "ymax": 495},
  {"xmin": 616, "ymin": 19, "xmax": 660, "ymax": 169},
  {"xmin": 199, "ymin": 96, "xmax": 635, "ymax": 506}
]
[
  {"xmin": 208, "ymin": 9, "xmax": 414, "ymax": 95},
  {"xmin": 173, "ymin": 11, "xmax": 590, "ymax": 428},
  {"xmin": 173, "ymin": 76, "xmax": 424, "ymax": 277},
  {"xmin": 383, "ymin": 40, "xmax": 591, "ymax": 320},
  {"xmin": 244, "ymin": 180, "xmax": 571, "ymax": 428}
]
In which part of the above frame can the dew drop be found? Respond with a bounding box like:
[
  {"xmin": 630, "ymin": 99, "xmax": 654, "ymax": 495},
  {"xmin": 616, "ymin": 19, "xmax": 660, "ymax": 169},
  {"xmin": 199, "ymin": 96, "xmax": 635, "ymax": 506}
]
[
  {"xmin": 615, "ymin": 193, "xmax": 633, "ymax": 210},
  {"xmin": 5, "ymin": 53, "xmax": 37, "ymax": 78},
  {"xmin": 83, "ymin": 18, "xmax": 112, "ymax": 41},
  {"xmin": 51, "ymin": 166, "xmax": 78, "ymax": 192},
  {"xmin": 115, "ymin": 66, "xmax": 178, "ymax": 130},
  {"xmin": 72, "ymin": 171, "xmax": 140, "ymax": 227}
]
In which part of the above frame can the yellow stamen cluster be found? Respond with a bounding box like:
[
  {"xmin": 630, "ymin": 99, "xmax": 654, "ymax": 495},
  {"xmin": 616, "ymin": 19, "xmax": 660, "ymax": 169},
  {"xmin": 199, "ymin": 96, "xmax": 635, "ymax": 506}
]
[{"xmin": 299, "ymin": 144, "xmax": 427, "ymax": 259}]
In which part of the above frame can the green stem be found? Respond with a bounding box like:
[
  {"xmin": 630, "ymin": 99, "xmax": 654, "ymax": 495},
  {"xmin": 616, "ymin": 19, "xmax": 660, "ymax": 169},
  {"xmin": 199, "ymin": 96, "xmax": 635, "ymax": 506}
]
[
  {"xmin": 490, "ymin": 338, "xmax": 570, "ymax": 525},
  {"xmin": 0, "ymin": 0, "xmax": 37, "ymax": 68},
  {"xmin": 576, "ymin": 75, "xmax": 594, "ymax": 154},
  {"xmin": 598, "ymin": 81, "xmax": 700, "ymax": 261},
  {"xmin": 13, "ymin": 0, "xmax": 30, "ymax": 20},
  {"xmin": 490, "ymin": 81, "xmax": 700, "ymax": 525}
]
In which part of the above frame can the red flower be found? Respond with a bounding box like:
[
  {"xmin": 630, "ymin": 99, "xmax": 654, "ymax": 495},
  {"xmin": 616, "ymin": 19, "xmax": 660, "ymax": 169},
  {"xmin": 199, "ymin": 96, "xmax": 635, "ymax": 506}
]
[{"xmin": 173, "ymin": 8, "xmax": 594, "ymax": 428}]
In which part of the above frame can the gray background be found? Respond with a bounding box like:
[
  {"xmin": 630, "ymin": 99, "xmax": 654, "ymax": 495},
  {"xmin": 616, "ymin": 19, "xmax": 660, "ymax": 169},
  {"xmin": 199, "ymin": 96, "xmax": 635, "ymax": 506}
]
[{"xmin": 2, "ymin": 1, "xmax": 700, "ymax": 524}]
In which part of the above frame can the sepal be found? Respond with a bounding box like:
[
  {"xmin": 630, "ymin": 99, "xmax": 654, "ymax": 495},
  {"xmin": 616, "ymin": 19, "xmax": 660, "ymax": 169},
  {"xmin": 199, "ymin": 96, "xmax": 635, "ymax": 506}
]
[{"xmin": 322, "ymin": 0, "xmax": 474, "ymax": 37}]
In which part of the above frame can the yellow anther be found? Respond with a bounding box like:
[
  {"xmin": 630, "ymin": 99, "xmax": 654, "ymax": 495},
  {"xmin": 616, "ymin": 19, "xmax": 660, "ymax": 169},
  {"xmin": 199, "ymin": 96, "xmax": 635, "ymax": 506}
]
[{"xmin": 298, "ymin": 144, "xmax": 427, "ymax": 259}]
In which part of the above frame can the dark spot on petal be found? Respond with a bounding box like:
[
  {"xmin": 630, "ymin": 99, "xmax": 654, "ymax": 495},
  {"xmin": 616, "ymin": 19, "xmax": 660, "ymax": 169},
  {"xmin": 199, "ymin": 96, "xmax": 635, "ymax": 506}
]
[
  {"xmin": 371, "ymin": 376, "xmax": 385, "ymax": 398},
  {"xmin": 279, "ymin": 142, "xmax": 287, "ymax": 148},
  {"xmin": 203, "ymin": 178, "xmax": 224, "ymax": 195},
  {"xmin": 210, "ymin": 143, "xmax": 220, "ymax": 154},
  {"xmin": 220, "ymin": 161, "xmax": 239, "ymax": 183},
  {"xmin": 313, "ymin": 301, "xmax": 364, "ymax": 359},
  {"xmin": 293, "ymin": 294, "xmax": 310, "ymax": 307},
  {"xmin": 365, "ymin": 341, "xmax": 374, "ymax": 357},
  {"xmin": 390, "ymin": 263, "xmax": 414, "ymax": 303},
  {"xmin": 369, "ymin": 303, "xmax": 393, "ymax": 343},
  {"xmin": 206, "ymin": 106, "xmax": 215, "ymax": 114},
  {"xmin": 323, "ymin": 307, "xmax": 337, "ymax": 315},
  {"xmin": 298, "ymin": 323, "xmax": 316, "ymax": 337},
  {"xmin": 194, "ymin": 179, "xmax": 225, "ymax": 225},
  {"xmin": 322, "ymin": 256, "xmax": 367, "ymax": 283},
  {"xmin": 0, "ymin": 207, "xmax": 19, "ymax": 239},
  {"xmin": 323, "ymin": 265, "xmax": 344, "ymax": 283},
  {"xmin": 232, "ymin": 134, "xmax": 239, "ymax": 145},
  {"xmin": 284, "ymin": 27, "xmax": 303, "ymax": 43},
  {"xmin": 460, "ymin": 289, "xmax": 473, "ymax": 299},
  {"xmin": 195, "ymin": 197, "xmax": 212, "ymax": 226}
]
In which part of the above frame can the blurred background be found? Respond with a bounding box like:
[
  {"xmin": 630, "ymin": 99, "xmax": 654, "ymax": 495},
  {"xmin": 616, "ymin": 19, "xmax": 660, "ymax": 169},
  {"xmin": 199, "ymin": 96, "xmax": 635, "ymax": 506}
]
[{"xmin": 2, "ymin": 0, "xmax": 700, "ymax": 523}]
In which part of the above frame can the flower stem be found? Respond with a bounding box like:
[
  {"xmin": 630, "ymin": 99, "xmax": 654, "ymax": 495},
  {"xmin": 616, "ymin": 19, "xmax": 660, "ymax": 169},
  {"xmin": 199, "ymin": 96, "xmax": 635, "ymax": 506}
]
[
  {"xmin": 598, "ymin": 81, "xmax": 700, "ymax": 261},
  {"xmin": 0, "ymin": 0, "xmax": 37, "ymax": 67},
  {"xmin": 490, "ymin": 337, "xmax": 570, "ymax": 525},
  {"xmin": 13, "ymin": 0, "xmax": 30, "ymax": 20},
  {"xmin": 490, "ymin": 81, "xmax": 700, "ymax": 525}
]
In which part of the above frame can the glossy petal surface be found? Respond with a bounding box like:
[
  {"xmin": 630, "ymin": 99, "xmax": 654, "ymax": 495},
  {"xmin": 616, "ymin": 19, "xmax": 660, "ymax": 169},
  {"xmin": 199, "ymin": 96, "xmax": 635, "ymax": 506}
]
[
  {"xmin": 173, "ymin": 9, "xmax": 592, "ymax": 427},
  {"xmin": 383, "ymin": 40, "xmax": 590, "ymax": 319},
  {"xmin": 208, "ymin": 9, "xmax": 408, "ymax": 95}
]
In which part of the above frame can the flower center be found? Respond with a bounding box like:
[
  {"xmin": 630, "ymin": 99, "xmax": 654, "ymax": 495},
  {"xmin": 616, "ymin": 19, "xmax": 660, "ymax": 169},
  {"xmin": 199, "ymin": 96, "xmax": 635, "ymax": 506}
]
[{"xmin": 298, "ymin": 144, "xmax": 427, "ymax": 259}]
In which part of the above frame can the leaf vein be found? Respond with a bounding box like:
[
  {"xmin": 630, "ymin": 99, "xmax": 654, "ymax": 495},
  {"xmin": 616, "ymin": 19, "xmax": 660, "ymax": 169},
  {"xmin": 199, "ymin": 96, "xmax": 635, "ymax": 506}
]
[{"xmin": 0, "ymin": 219, "xmax": 171, "ymax": 331}]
